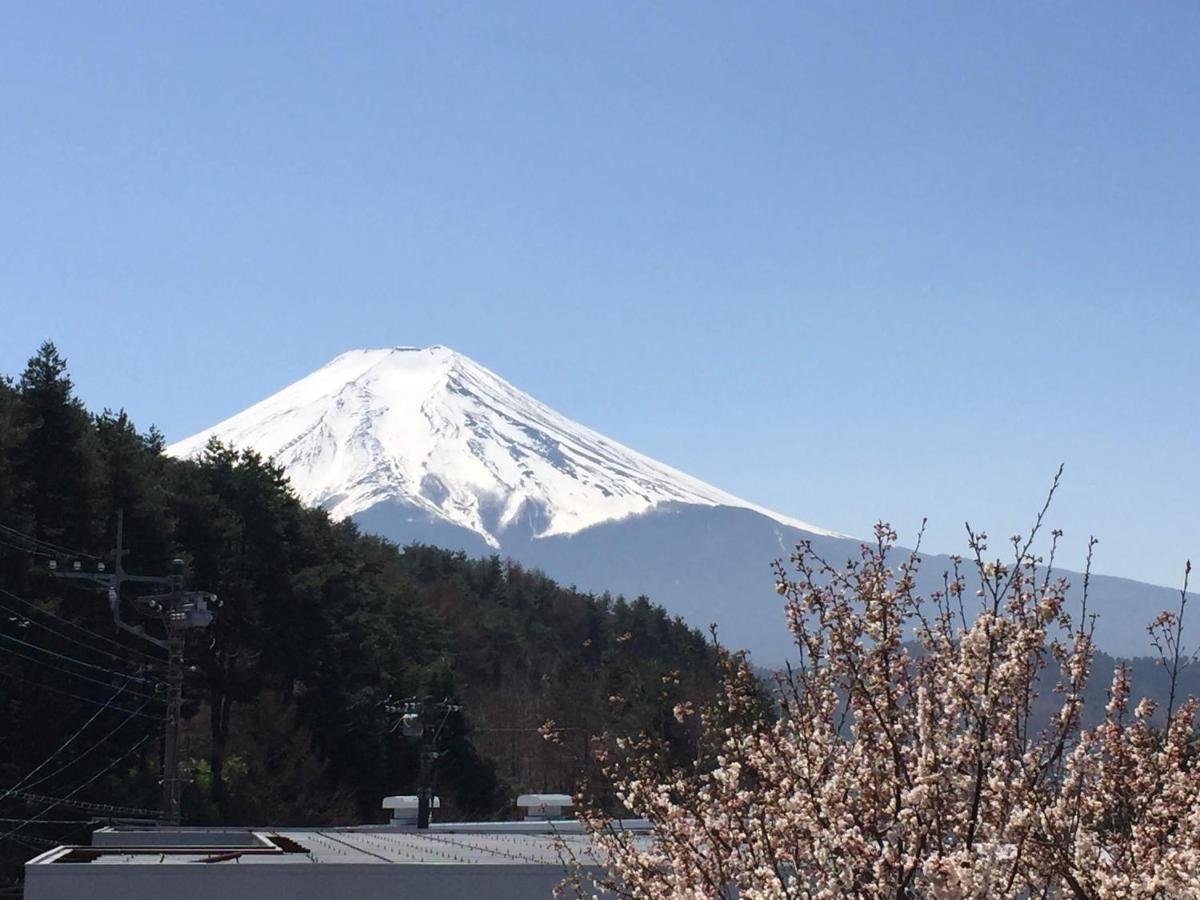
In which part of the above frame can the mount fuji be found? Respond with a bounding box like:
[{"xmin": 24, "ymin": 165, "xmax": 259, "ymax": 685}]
[
  {"xmin": 169, "ymin": 346, "xmax": 838, "ymax": 548},
  {"xmin": 170, "ymin": 346, "xmax": 1180, "ymax": 662}
]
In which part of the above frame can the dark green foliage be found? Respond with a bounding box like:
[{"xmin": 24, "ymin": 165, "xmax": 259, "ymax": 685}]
[
  {"xmin": 13, "ymin": 342, "xmax": 97, "ymax": 552},
  {"xmin": 0, "ymin": 343, "xmax": 721, "ymax": 890}
]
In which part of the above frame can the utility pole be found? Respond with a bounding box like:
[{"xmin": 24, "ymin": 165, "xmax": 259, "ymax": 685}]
[
  {"xmin": 385, "ymin": 696, "xmax": 462, "ymax": 829},
  {"xmin": 138, "ymin": 559, "xmax": 209, "ymax": 826},
  {"xmin": 49, "ymin": 510, "xmax": 217, "ymax": 826}
]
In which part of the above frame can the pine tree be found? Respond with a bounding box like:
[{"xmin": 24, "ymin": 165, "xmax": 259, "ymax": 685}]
[
  {"xmin": 0, "ymin": 341, "xmax": 724, "ymax": 878},
  {"xmin": 14, "ymin": 342, "xmax": 97, "ymax": 550}
]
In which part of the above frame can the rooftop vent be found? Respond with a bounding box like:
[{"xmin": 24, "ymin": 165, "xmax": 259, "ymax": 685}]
[
  {"xmin": 516, "ymin": 794, "xmax": 574, "ymax": 820},
  {"xmin": 382, "ymin": 795, "xmax": 440, "ymax": 826}
]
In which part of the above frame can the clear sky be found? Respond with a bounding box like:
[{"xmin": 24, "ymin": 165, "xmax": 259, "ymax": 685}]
[{"xmin": 1, "ymin": 3, "xmax": 1197, "ymax": 589}]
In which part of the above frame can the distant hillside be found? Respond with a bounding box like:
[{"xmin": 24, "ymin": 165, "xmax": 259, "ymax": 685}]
[{"xmin": 356, "ymin": 497, "xmax": 1188, "ymax": 664}]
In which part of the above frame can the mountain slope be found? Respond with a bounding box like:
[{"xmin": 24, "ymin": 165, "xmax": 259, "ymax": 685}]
[
  {"xmin": 355, "ymin": 498, "xmax": 1184, "ymax": 664},
  {"xmin": 170, "ymin": 346, "xmax": 1185, "ymax": 662},
  {"xmin": 169, "ymin": 346, "xmax": 839, "ymax": 548}
]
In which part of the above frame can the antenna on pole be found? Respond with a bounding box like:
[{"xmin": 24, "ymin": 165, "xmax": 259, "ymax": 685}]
[{"xmin": 49, "ymin": 509, "xmax": 218, "ymax": 826}]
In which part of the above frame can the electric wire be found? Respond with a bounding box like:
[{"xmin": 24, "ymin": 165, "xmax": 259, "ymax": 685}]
[
  {"xmin": 0, "ymin": 587, "xmax": 162, "ymax": 664},
  {"xmin": 0, "ymin": 632, "xmax": 156, "ymax": 688},
  {"xmin": 7, "ymin": 834, "xmax": 59, "ymax": 852},
  {"xmin": 0, "ymin": 646, "xmax": 161, "ymax": 703},
  {"xmin": 0, "ymin": 535, "xmax": 56, "ymax": 560},
  {"xmin": 0, "ymin": 585, "xmax": 164, "ymax": 663},
  {"xmin": 0, "ymin": 524, "xmax": 83, "ymax": 557},
  {"xmin": 0, "ymin": 679, "xmax": 134, "ymax": 804},
  {"xmin": 4, "ymin": 670, "xmax": 163, "ymax": 720},
  {"xmin": 0, "ymin": 817, "xmax": 91, "ymax": 825},
  {"xmin": 0, "ymin": 600, "xmax": 164, "ymax": 672},
  {"xmin": 0, "ymin": 523, "xmax": 101, "ymax": 560},
  {"xmin": 0, "ymin": 627, "xmax": 155, "ymax": 683},
  {"xmin": 1, "ymin": 790, "xmax": 160, "ymax": 819},
  {"xmin": 12, "ymin": 697, "xmax": 157, "ymax": 795},
  {"xmin": 0, "ymin": 734, "xmax": 154, "ymax": 843}
]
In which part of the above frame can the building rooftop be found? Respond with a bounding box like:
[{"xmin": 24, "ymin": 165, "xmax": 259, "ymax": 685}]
[
  {"xmin": 25, "ymin": 821, "xmax": 650, "ymax": 899},
  {"xmin": 34, "ymin": 827, "xmax": 613, "ymax": 867}
]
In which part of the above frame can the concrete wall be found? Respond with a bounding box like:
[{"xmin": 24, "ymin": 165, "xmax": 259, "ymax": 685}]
[
  {"xmin": 90, "ymin": 828, "xmax": 268, "ymax": 849},
  {"xmin": 25, "ymin": 861, "xmax": 607, "ymax": 900}
]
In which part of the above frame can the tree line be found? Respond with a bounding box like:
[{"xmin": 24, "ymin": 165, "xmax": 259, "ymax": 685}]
[{"xmin": 0, "ymin": 342, "xmax": 719, "ymax": 890}]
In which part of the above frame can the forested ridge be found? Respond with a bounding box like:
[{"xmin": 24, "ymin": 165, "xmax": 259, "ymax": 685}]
[{"xmin": 0, "ymin": 342, "xmax": 719, "ymax": 890}]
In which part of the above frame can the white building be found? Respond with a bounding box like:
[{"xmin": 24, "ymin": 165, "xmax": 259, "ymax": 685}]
[{"xmin": 23, "ymin": 796, "xmax": 647, "ymax": 900}]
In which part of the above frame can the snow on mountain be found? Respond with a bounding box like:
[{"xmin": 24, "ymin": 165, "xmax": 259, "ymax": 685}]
[
  {"xmin": 165, "ymin": 345, "xmax": 1184, "ymax": 663},
  {"xmin": 167, "ymin": 346, "xmax": 840, "ymax": 548}
]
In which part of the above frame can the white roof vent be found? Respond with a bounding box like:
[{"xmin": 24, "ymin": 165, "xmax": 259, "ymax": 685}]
[
  {"xmin": 516, "ymin": 793, "xmax": 574, "ymax": 819},
  {"xmin": 382, "ymin": 795, "xmax": 440, "ymax": 825}
]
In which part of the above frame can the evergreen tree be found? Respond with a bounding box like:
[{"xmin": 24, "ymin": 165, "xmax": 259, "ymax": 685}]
[
  {"xmin": 14, "ymin": 342, "xmax": 97, "ymax": 550},
  {"xmin": 0, "ymin": 341, "xmax": 724, "ymax": 888}
]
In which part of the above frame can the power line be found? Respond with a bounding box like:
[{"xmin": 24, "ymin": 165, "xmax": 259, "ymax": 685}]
[
  {"xmin": 46, "ymin": 510, "xmax": 218, "ymax": 826},
  {"xmin": 0, "ymin": 598, "xmax": 165, "ymax": 671},
  {"xmin": 13, "ymin": 697, "xmax": 157, "ymax": 796},
  {"xmin": 0, "ymin": 587, "xmax": 163, "ymax": 665},
  {"xmin": 0, "ymin": 522, "xmax": 100, "ymax": 560},
  {"xmin": 3, "ymin": 790, "xmax": 160, "ymax": 818},
  {"xmin": 0, "ymin": 734, "xmax": 154, "ymax": 843},
  {"xmin": 4, "ymin": 669, "xmax": 163, "ymax": 721},
  {"xmin": 0, "ymin": 523, "xmax": 100, "ymax": 561},
  {"xmin": 0, "ymin": 817, "xmax": 91, "ymax": 825},
  {"xmin": 0, "ymin": 635, "xmax": 160, "ymax": 700},
  {"xmin": 0, "ymin": 630, "xmax": 154, "ymax": 686},
  {"xmin": 384, "ymin": 696, "xmax": 463, "ymax": 829},
  {"xmin": 0, "ymin": 534, "xmax": 56, "ymax": 560},
  {"xmin": 6, "ymin": 834, "xmax": 60, "ymax": 852},
  {"xmin": 0, "ymin": 644, "xmax": 162, "ymax": 703},
  {"xmin": 0, "ymin": 629, "xmax": 154, "ymax": 685},
  {"xmin": 0, "ymin": 680, "xmax": 135, "ymax": 804}
]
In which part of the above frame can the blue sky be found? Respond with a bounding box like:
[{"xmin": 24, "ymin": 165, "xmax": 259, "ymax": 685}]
[{"xmin": 1, "ymin": 3, "xmax": 1197, "ymax": 588}]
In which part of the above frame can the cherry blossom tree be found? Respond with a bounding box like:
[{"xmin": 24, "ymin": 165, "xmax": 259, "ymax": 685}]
[{"xmin": 562, "ymin": 475, "xmax": 1200, "ymax": 898}]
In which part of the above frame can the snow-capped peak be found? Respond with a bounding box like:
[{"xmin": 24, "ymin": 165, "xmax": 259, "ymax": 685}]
[{"xmin": 167, "ymin": 346, "xmax": 840, "ymax": 547}]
